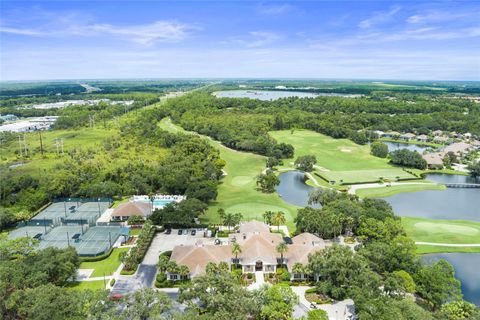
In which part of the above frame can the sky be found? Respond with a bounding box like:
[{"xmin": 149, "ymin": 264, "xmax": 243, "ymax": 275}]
[{"xmin": 0, "ymin": 1, "xmax": 479, "ymax": 81}]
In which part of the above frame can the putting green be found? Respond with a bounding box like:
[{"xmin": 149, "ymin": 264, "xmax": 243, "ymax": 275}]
[
  {"xmin": 269, "ymin": 129, "xmax": 417, "ymax": 184},
  {"xmin": 402, "ymin": 217, "xmax": 480, "ymax": 247},
  {"xmin": 414, "ymin": 222, "xmax": 479, "ymax": 236}
]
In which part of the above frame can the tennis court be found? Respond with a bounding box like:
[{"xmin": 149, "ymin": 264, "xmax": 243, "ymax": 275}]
[
  {"xmin": 28, "ymin": 200, "xmax": 111, "ymax": 226},
  {"xmin": 9, "ymin": 226, "xmax": 52, "ymax": 240}
]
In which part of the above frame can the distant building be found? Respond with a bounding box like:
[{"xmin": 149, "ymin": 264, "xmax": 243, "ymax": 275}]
[
  {"xmin": 443, "ymin": 142, "xmax": 473, "ymax": 157},
  {"xmin": 423, "ymin": 153, "xmax": 444, "ymax": 169},
  {"xmin": 400, "ymin": 133, "xmax": 416, "ymax": 141},
  {"xmin": 384, "ymin": 131, "xmax": 401, "ymax": 138},
  {"xmin": 0, "ymin": 116, "xmax": 58, "ymax": 133},
  {"xmin": 416, "ymin": 134, "xmax": 428, "ymax": 143},
  {"xmin": 433, "ymin": 136, "xmax": 450, "ymax": 144},
  {"xmin": 432, "ymin": 130, "xmax": 443, "ymax": 136},
  {"xmin": 0, "ymin": 114, "xmax": 18, "ymax": 122}
]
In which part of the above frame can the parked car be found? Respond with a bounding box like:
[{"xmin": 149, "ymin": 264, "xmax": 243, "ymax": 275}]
[
  {"xmin": 165, "ymin": 229, "xmax": 172, "ymax": 235},
  {"xmin": 178, "ymin": 229, "xmax": 183, "ymax": 235},
  {"xmin": 191, "ymin": 229, "xmax": 196, "ymax": 236}
]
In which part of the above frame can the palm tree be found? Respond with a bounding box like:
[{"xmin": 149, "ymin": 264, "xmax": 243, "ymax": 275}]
[
  {"xmin": 263, "ymin": 211, "xmax": 274, "ymax": 225},
  {"xmin": 292, "ymin": 262, "xmax": 304, "ymax": 279},
  {"xmin": 157, "ymin": 254, "xmax": 170, "ymax": 273},
  {"xmin": 273, "ymin": 211, "xmax": 286, "ymax": 232},
  {"xmin": 223, "ymin": 213, "xmax": 235, "ymax": 231},
  {"xmin": 178, "ymin": 265, "xmax": 190, "ymax": 279},
  {"xmin": 276, "ymin": 241, "xmax": 288, "ymax": 265},
  {"xmin": 231, "ymin": 242, "xmax": 242, "ymax": 265}
]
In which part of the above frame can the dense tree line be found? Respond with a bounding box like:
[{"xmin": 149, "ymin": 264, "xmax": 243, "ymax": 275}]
[{"xmin": 159, "ymin": 92, "xmax": 480, "ymax": 158}]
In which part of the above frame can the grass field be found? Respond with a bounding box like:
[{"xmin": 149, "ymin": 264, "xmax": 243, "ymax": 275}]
[
  {"xmin": 269, "ymin": 129, "xmax": 417, "ymax": 184},
  {"xmin": 159, "ymin": 118, "xmax": 299, "ymax": 230},
  {"xmin": 356, "ymin": 183, "xmax": 445, "ymax": 198},
  {"xmin": 67, "ymin": 280, "xmax": 106, "ymax": 291},
  {"xmin": 415, "ymin": 245, "xmax": 480, "ymax": 254},
  {"xmin": 402, "ymin": 217, "xmax": 480, "ymax": 245},
  {"xmin": 79, "ymin": 247, "xmax": 129, "ymax": 277}
]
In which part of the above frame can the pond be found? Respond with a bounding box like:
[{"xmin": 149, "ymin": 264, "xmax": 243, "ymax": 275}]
[
  {"xmin": 276, "ymin": 171, "xmax": 320, "ymax": 208},
  {"xmin": 422, "ymin": 253, "xmax": 480, "ymax": 306},
  {"xmin": 381, "ymin": 141, "xmax": 431, "ymax": 153},
  {"xmin": 382, "ymin": 174, "xmax": 480, "ymax": 221},
  {"xmin": 213, "ymin": 90, "xmax": 358, "ymax": 101}
]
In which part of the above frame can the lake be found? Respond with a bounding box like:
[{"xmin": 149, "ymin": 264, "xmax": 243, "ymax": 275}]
[
  {"xmin": 382, "ymin": 174, "xmax": 480, "ymax": 221},
  {"xmin": 422, "ymin": 253, "xmax": 480, "ymax": 306},
  {"xmin": 276, "ymin": 170, "xmax": 320, "ymax": 208},
  {"xmin": 213, "ymin": 90, "xmax": 358, "ymax": 101},
  {"xmin": 382, "ymin": 141, "xmax": 431, "ymax": 153}
]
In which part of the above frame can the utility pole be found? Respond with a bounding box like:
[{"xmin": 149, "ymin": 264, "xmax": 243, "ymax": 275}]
[{"xmin": 38, "ymin": 131, "xmax": 44, "ymax": 156}]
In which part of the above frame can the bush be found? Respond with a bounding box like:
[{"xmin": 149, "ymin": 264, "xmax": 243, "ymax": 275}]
[
  {"xmin": 160, "ymin": 250, "xmax": 172, "ymax": 258},
  {"xmin": 371, "ymin": 141, "xmax": 389, "ymax": 158},
  {"xmin": 127, "ymin": 215, "xmax": 145, "ymax": 226},
  {"xmin": 79, "ymin": 248, "xmax": 113, "ymax": 262},
  {"xmin": 120, "ymin": 268, "xmax": 136, "ymax": 275},
  {"xmin": 109, "ymin": 278, "xmax": 116, "ymax": 286},
  {"xmin": 247, "ymin": 273, "xmax": 254, "ymax": 280},
  {"xmin": 280, "ymin": 271, "xmax": 291, "ymax": 282},
  {"xmin": 305, "ymin": 288, "xmax": 318, "ymax": 294},
  {"xmin": 307, "ymin": 309, "xmax": 329, "ymax": 320}
]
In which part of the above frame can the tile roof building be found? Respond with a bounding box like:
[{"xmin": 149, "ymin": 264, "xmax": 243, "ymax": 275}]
[
  {"xmin": 111, "ymin": 202, "xmax": 152, "ymax": 221},
  {"xmin": 168, "ymin": 221, "xmax": 333, "ymax": 281}
]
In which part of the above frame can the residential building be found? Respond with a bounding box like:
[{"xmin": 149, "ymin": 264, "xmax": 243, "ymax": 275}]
[
  {"xmin": 416, "ymin": 134, "xmax": 428, "ymax": 143},
  {"xmin": 167, "ymin": 221, "xmax": 333, "ymax": 281},
  {"xmin": 400, "ymin": 133, "xmax": 416, "ymax": 141},
  {"xmin": 443, "ymin": 142, "xmax": 473, "ymax": 157},
  {"xmin": 433, "ymin": 136, "xmax": 449, "ymax": 144},
  {"xmin": 422, "ymin": 153, "xmax": 444, "ymax": 169},
  {"xmin": 432, "ymin": 130, "xmax": 443, "ymax": 136}
]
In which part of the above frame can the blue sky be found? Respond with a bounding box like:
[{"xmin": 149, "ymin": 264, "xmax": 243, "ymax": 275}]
[{"xmin": 1, "ymin": 1, "xmax": 479, "ymax": 80}]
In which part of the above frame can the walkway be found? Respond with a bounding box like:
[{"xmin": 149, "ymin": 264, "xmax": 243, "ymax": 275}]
[
  {"xmin": 416, "ymin": 241, "xmax": 480, "ymax": 247},
  {"xmin": 247, "ymin": 271, "xmax": 267, "ymax": 291}
]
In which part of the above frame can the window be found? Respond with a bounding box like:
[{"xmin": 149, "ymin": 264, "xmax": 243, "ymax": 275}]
[{"xmin": 170, "ymin": 274, "xmax": 178, "ymax": 280}]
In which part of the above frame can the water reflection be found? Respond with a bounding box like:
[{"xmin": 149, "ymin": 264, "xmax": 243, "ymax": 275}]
[{"xmin": 276, "ymin": 171, "xmax": 320, "ymax": 208}]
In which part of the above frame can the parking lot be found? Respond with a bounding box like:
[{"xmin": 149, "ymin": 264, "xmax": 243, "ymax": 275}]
[{"xmin": 112, "ymin": 228, "xmax": 211, "ymax": 295}]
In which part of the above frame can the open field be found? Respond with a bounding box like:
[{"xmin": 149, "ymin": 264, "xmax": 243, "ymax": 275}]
[
  {"xmin": 159, "ymin": 118, "xmax": 298, "ymax": 230},
  {"xmin": 356, "ymin": 183, "xmax": 445, "ymax": 198},
  {"xmin": 402, "ymin": 217, "xmax": 480, "ymax": 246},
  {"xmin": 79, "ymin": 247, "xmax": 129, "ymax": 278},
  {"xmin": 269, "ymin": 129, "xmax": 417, "ymax": 184}
]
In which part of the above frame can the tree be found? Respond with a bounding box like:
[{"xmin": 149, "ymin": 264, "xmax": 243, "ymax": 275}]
[
  {"xmin": 266, "ymin": 157, "xmax": 280, "ymax": 169},
  {"xmin": 443, "ymin": 151, "xmax": 458, "ymax": 168},
  {"xmin": 256, "ymin": 170, "xmax": 280, "ymax": 193},
  {"xmin": 231, "ymin": 242, "xmax": 242, "ymax": 262},
  {"xmin": 276, "ymin": 241, "xmax": 288, "ymax": 264},
  {"xmin": 223, "ymin": 212, "xmax": 242, "ymax": 231},
  {"xmin": 263, "ymin": 210, "xmax": 274, "ymax": 225},
  {"xmin": 307, "ymin": 309, "xmax": 329, "ymax": 320},
  {"xmin": 272, "ymin": 211, "xmax": 286, "ymax": 231},
  {"xmin": 350, "ymin": 131, "xmax": 368, "ymax": 145},
  {"xmin": 415, "ymin": 259, "xmax": 462, "ymax": 311},
  {"xmin": 467, "ymin": 162, "xmax": 480, "ymax": 178},
  {"xmin": 217, "ymin": 208, "xmax": 226, "ymax": 221},
  {"xmin": 389, "ymin": 149, "xmax": 427, "ymax": 169},
  {"xmin": 294, "ymin": 155, "xmax": 317, "ymax": 172},
  {"xmin": 256, "ymin": 284, "xmax": 298, "ymax": 320},
  {"xmin": 157, "ymin": 254, "xmax": 170, "ymax": 273},
  {"xmin": 127, "ymin": 215, "xmax": 145, "ymax": 225},
  {"xmin": 0, "ymin": 207, "xmax": 16, "ymax": 231},
  {"xmin": 438, "ymin": 300, "xmax": 479, "ymax": 320},
  {"xmin": 179, "ymin": 263, "xmax": 259, "ymax": 320},
  {"xmin": 371, "ymin": 141, "xmax": 389, "ymax": 158},
  {"xmin": 123, "ymin": 288, "xmax": 172, "ymax": 320}
]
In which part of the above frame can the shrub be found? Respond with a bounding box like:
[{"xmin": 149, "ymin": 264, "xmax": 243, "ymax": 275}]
[
  {"xmin": 109, "ymin": 278, "xmax": 116, "ymax": 286},
  {"xmin": 247, "ymin": 273, "xmax": 254, "ymax": 280},
  {"xmin": 280, "ymin": 271, "xmax": 291, "ymax": 282},
  {"xmin": 160, "ymin": 250, "xmax": 172, "ymax": 258},
  {"xmin": 120, "ymin": 269, "xmax": 136, "ymax": 275},
  {"xmin": 305, "ymin": 288, "xmax": 318, "ymax": 294},
  {"xmin": 307, "ymin": 309, "xmax": 329, "ymax": 320},
  {"xmin": 127, "ymin": 215, "xmax": 145, "ymax": 226}
]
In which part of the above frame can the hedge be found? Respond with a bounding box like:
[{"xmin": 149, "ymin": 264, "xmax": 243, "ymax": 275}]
[{"xmin": 79, "ymin": 247, "xmax": 114, "ymax": 262}]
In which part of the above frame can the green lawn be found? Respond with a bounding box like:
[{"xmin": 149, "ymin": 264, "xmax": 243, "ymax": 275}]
[
  {"xmin": 402, "ymin": 217, "xmax": 480, "ymax": 245},
  {"xmin": 66, "ymin": 280, "xmax": 106, "ymax": 291},
  {"xmin": 79, "ymin": 247, "xmax": 129, "ymax": 277},
  {"xmin": 356, "ymin": 183, "xmax": 445, "ymax": 198},
  {"xmin": 416, "ymin": 245, "xmax": 480, "ymax": 254},
  {"xmin": 159, "ymin": 118, "xmax": 299, "ymax": 230},
  {"xmin": 269, "ymin": 129, "xmax": 416, "ymax": 184}
]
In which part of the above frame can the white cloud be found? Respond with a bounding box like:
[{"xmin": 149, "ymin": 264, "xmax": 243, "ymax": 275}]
[
  {"xmin": 222, "ymin": 31, "xmax": 281, "ymax": 48},
  {"xmin": 0, "ymin": 20, "xmax": 197, "ymax": 46},
  {"xmin": 257, "ymin": 3, "xmax": 294, "ymax": 15},
  {"xmin": 358, "ymin": 5, "xmax": 401, "ymax": 29},
  {"xmin": 407, "ymin": 11, "xmax": 476, "ymax": 24}
]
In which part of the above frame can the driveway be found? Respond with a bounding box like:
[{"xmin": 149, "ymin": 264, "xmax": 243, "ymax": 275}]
[{"xmin": 112, "ymin": 229, "xmax": 209, "ymax": 296}]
